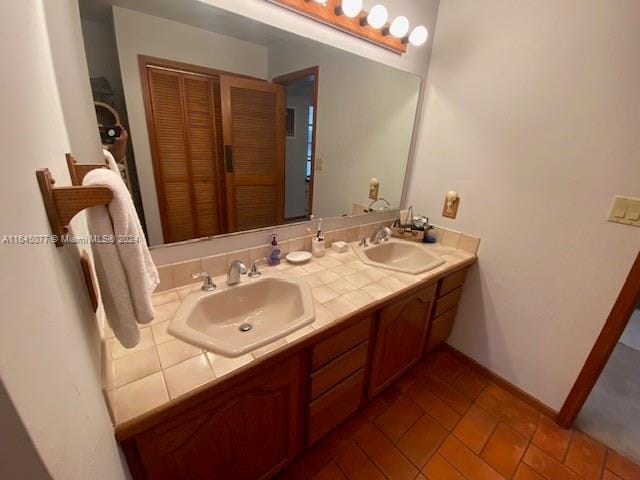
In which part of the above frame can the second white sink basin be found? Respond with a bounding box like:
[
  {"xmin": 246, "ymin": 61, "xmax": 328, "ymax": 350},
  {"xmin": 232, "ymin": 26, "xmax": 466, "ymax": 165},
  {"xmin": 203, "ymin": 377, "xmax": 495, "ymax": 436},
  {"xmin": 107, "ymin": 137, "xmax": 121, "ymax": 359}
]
[
  {"xmin": 168, "ymin": 276, "xmax": 315, "ymax": 357},
  {"xmin": 353, "ymin": 239, "xmax": 445, "ymax": 275}
]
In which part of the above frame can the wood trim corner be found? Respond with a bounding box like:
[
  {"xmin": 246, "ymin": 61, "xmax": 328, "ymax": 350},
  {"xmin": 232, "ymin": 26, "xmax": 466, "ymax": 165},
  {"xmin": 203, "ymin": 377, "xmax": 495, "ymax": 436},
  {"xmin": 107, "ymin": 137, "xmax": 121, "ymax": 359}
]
[{"xmin": 556, "ymin": 250, "xmax": 640, "ymax": 428}]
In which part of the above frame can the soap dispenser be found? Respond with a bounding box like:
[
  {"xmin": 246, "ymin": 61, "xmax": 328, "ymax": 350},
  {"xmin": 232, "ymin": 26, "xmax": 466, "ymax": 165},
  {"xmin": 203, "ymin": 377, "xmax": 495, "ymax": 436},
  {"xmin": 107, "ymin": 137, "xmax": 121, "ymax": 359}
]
[{"xmin": 267, "ymin": 234, "xmax": 281, "ymax": 266}]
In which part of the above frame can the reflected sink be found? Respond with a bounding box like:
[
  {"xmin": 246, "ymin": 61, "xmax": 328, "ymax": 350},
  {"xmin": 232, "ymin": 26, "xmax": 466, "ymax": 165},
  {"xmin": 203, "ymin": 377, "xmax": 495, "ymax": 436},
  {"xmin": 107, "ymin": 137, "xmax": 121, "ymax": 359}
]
[
  {"xmin": 353, "ymin": 239, "xmax": 445, "ymax": 275},
  {"xmin": 168, "ymin": 277, "xmax": 315, "ymax": 357}
]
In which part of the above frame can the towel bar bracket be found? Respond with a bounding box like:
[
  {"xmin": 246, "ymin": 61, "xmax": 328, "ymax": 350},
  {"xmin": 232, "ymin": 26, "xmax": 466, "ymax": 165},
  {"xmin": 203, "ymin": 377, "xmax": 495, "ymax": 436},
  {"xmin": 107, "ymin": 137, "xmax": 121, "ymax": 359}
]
[{"xmin": 36, "ymin": 166, "xmax": 113, "ymax": 247}]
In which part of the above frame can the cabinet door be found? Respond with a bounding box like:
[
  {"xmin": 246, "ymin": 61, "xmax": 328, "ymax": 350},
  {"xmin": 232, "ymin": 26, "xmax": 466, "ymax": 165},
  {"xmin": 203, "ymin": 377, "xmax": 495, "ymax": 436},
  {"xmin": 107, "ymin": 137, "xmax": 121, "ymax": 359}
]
[
  {"xmin": 368, "ymin": 285, "xmax": 436, "ymax": 397},
  {"xmin": 134, "ymin": 354, "xmax": 304, "ymax": 480}
]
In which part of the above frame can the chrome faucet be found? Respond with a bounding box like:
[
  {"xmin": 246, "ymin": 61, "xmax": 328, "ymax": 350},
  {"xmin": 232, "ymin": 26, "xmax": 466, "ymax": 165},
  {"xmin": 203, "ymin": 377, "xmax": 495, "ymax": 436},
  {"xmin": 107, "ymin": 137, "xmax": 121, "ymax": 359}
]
[
  {"xmin": 192, "ymin": 272, "xmax": 216, "ymax": 292},
  {"xmin": 227, "ymin": 260, "xmax": 248, "ymax": 286},
  {"xmin": 248, "ymin": 259, "xmax": 265, "ymax": 278},
  {"xmin": 370, "ymin": 226, "xmax": 392, "ymax": 245}
]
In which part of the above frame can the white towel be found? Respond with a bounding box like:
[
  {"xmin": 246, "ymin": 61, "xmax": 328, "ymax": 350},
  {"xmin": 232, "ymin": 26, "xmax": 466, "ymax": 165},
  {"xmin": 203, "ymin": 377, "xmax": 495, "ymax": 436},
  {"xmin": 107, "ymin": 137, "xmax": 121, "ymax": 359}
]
[
  {"xmin": 102, "ymin": 148, "xmax": 120, "ymax": 174},
  {"xmin": 84, "ymin": 169, "xmax": 159, "ymax": 348}
]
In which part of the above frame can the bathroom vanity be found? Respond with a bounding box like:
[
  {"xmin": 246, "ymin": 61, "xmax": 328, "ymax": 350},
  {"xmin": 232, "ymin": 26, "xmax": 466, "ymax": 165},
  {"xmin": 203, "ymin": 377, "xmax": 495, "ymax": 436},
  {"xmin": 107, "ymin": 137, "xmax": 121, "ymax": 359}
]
[
  {"xmin": 69, "ymin": 3, "xmax": 477, "ymax": 476},
  {"xmin": 113, "ymin": 240, "xmax": 474, "ymax": 480}
]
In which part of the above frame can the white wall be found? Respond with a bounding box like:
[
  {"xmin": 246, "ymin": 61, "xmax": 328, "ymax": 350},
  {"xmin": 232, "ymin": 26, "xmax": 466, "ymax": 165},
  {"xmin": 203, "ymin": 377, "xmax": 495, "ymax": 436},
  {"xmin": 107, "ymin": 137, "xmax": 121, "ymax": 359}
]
[
  {"xmin": 269, "ymin": 41, "xmax": 421, "ymax": 218},
  {"xmin": 113, "ymin": 7, "xmax": 270, "ymax": 246},
  {"xmin": 408, "ymin": 0, "xmax": 640, "ymax": 410},
  {"xmin": 81, "ymin": 17, "xmax": 126, "ymax": 116},
  {"xmin": 0, "ymin": 1, "xmax": 129, "ymax": 479}
]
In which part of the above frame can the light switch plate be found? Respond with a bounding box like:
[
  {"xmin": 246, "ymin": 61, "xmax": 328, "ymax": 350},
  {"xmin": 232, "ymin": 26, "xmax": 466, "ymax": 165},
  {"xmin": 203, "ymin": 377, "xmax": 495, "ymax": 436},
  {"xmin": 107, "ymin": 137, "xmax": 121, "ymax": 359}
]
[{"xmin": 608, "ymin": 195, "xmax": 640, "ymax": 227}]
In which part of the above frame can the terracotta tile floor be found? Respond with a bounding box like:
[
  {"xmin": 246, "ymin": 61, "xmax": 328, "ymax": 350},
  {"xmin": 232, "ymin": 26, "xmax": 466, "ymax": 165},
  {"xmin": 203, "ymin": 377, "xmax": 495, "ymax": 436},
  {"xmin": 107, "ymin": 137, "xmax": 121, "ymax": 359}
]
[{"xmin": 278, "ymin": 348, "xmax": 640, "ymax": 480}]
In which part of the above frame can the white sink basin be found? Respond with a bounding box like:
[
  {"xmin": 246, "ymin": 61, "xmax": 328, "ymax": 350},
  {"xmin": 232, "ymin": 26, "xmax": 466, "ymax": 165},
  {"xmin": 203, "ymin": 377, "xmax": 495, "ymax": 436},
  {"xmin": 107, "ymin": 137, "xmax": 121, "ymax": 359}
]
[
  {"xmin": 353, "ymin": 239, "xmax": 445, "ymax": 275},
  {"xmin": 168, "ymin": 277, "xmax": 315, "ymax": 357}
]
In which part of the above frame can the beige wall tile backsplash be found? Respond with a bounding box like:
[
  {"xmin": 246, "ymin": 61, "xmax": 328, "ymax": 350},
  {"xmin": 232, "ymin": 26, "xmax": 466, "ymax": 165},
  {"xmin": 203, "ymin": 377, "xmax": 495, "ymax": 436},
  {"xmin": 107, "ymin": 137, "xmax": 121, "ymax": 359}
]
[{"xmin": 152, "ymin": 221, "xmax": 479, "ymax": 293}]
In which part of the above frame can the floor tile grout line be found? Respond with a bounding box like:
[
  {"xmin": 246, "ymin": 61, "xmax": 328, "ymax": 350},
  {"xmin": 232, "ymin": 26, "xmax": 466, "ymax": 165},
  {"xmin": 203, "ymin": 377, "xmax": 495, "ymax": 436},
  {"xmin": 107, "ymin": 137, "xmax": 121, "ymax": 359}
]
[
  {"xmin": 476, "ymin": 419, "xmax": 502, "ymax": 458},
  {"xmin": 375, "ymin": 395, "xmax": 426, "ymax": 447},
  {"xmin": 328, "ymin": 457, "xmax": 349, "ymax": 480},
  {"xmin": 351, "ymin": 438, "xmax": 390, "ymax": 480},
  {"xmin": 376, "ymin": 374, "xmax": 455, "ymax": 473},
  {"xmin": 415, "ymin": 427, "xmax": 450, "ymax": 475},
  {"xmin": 600, "ymin": 449, "xmax": 612, "ymax": 480},
  {"xmin": 509, "ymin": 418, "xmax": 537, "ymax": 480},
  {"xmin": 369, "ymin": 414, "xmax": 424, "ymax": 475},
  {"xmin": 562, "ymin": 433, "xmax": 607, "ymax": 480},
  {"xmin": 437, "ymin": 442, "xmax": 476, "ymax": 480},
  {"xmin": 351, "ymin": 426, "xmax": 395, "ymax": 480}
]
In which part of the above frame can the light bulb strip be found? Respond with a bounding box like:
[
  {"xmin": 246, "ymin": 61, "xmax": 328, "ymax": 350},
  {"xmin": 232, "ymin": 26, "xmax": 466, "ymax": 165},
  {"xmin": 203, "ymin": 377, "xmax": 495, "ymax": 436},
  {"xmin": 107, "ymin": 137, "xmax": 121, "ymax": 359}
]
[{"xmin": 265, "ymin": 0, "xmax": 419, "ymax": 54}]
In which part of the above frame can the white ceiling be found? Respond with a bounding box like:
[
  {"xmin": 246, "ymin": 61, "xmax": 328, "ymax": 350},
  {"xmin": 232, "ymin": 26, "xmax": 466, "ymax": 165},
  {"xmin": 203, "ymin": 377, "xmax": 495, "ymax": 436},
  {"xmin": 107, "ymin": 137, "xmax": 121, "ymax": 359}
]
[{"xmin": 78, "ymin": 0, "xmax": 302, "ymax": 47}]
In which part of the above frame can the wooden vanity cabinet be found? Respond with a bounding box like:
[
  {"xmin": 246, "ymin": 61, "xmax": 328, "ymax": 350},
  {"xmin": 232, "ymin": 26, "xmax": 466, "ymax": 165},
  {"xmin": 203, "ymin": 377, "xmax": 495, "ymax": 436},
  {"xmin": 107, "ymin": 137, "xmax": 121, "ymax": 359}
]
[
  {"xmin": 307, "ymin": 315, "xmax": 373, "ymax": 446},
  {"xmin": 132, "ymin": 353, "xmax": 305, "ymax": 480},
  {"xmin": 119, "ymin": 265, "xmax": 476, "ymax": 479},
  {"xmin": 425, "ymin": 267, "xmax": 470, "ymax": 352},
  {"xmin": 368, "ymin": 284, "xmax": 437, "ymax": 397}
]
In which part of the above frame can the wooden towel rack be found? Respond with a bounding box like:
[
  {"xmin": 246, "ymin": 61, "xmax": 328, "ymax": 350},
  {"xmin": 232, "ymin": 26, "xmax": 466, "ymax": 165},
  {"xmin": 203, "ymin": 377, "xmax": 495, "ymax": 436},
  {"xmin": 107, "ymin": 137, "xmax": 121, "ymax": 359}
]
[
  {"xmin": 66, "ymin": 153, "xmax": 108, "ymax": 186},
  {"xmin": 36, "ymin": 154, "xmax": 112, "ymax": 247}
]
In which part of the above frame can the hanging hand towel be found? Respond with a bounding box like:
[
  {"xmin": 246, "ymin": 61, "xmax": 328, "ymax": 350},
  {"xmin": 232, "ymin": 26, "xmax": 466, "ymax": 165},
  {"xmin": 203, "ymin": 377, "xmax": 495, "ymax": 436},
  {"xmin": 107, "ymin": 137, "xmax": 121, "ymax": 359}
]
[
  {"xmin": 84, "ymin": 168, "xmax": 159, "ymax": 347},
  {"xmin": 102, "ymin": 148, "xmax": 120, "ymax": 174}
]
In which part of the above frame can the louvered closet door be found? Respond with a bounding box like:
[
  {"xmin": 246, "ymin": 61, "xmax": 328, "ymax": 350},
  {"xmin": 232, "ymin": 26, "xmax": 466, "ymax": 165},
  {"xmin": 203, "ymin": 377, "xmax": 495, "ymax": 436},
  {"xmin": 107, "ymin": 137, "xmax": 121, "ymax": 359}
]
[
  {"xmin": 220, "ymin": 76, "xmax": 285, "ymax": 232},
  {"xmin": 147, "ymin": 67, "xmax": 224, "ymax": 243}
]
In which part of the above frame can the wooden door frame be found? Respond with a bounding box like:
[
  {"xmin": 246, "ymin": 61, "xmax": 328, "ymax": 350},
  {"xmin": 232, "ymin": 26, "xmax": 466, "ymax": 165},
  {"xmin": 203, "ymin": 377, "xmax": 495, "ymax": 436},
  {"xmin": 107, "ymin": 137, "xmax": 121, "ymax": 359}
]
[
  {"xmin": 272, "ymin": 66, "xmax": 319, "ymax": 219},
  {"xmin": 556, "ymin": 250, "xmax": 640, "ymax": 428}
]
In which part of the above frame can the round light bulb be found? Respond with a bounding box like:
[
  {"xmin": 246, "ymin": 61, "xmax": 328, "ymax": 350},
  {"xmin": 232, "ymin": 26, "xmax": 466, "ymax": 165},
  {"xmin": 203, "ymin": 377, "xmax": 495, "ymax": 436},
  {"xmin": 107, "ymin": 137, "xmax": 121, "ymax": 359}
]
[
  {"xmin": 389, "ymin": 16, "xmax": 409, "ymax": 38},
  {"xmin": 408, "ymin": 25, "xmax": 428, "ymax": 46},
  {"xmin": 366, "ymin": 5, "xmax": 388, "ymax": 29},
  {"xmin": 341, "ymin": 0, "xmax": 363, "ymax": 18}
]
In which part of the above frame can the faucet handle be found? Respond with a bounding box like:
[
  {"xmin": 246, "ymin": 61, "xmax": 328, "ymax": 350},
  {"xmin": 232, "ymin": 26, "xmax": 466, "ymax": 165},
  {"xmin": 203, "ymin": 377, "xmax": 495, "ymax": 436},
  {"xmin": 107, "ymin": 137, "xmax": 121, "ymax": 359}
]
[
  {"xmin": 192, "ymin": 271, "xmax": 216, "ymax": 292},
  {"xmin": 248, "ymin": 259, "xmax": 263, "ymax": 278}
]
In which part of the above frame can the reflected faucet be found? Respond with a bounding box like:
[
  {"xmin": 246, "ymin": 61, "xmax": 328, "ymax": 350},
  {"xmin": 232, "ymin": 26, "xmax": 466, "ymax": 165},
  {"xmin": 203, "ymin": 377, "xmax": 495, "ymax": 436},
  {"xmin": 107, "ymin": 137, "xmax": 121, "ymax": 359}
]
[
  {"xmin": 227, "ymin": 260, "xmax": 248, "ymax": 286},
  {"xmin": 367, "ymin": 197, "xmax": 391, "ymax": 212},
  {"xmin": 370, "ymin": 226, "xmax": 392, "ymax": 245}
]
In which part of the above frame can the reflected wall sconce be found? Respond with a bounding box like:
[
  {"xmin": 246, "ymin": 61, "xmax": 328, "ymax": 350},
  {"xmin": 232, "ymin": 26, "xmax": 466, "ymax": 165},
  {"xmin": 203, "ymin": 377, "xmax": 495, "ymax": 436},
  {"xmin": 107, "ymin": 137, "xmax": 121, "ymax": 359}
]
[{"xmin": 268, "ymin": 0, "xmax": 429, "ymax": 54}]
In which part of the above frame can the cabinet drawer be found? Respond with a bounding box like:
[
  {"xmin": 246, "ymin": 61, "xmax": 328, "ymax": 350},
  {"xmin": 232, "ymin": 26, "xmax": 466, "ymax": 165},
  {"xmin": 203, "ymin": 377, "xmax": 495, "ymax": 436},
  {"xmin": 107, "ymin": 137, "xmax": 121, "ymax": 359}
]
[
  {"xmin": 434, "ymin": 286, "xmax": 463, "ymax": 317},
  {"xmin": 425, "ymin": 308, "xmax": 457, "ymax": 352},
  {"xmin": 308, "ymin": 369, "xmax": 365, "ymax": 445},
  {"xmin": 310, "ymin": 341, "xmax": 368, "ymax": 399},
  {"xmin": 311, "ymin": 315, "xmax": 372, "ymax": 370},
  {"xmin": 438, "ymin": 268, "xmax": 468, "ymax": 297}
]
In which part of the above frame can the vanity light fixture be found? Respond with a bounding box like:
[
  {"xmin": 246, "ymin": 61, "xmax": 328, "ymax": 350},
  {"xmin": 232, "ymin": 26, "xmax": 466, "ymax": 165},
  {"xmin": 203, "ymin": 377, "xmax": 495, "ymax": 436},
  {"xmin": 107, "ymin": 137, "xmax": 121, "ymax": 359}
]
[
  {"xmin": 360, "ymin": 4, "xmax": 388, "ymax": 28},
  {"xmin": 406, "ymin": 25, "xmax": 429, "ymax": 46},
  {"xmin": 386, "ymin": 15, "xmax": 410, "ymax": 38},
  {"xmin": 267, "ymin": 0, "xmax": 428, "ymax": 53},
  {"xmin": 335, "ymin": 0, "xmax": 362, "ymax": 18}
]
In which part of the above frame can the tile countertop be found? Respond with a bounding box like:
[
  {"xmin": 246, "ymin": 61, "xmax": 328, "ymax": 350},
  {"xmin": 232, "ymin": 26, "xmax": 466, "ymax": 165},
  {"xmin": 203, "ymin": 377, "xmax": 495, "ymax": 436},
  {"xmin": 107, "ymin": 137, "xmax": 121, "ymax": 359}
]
[{"xmin": 104, "ymin": 240, "xmax": 477, "ymax": 428}]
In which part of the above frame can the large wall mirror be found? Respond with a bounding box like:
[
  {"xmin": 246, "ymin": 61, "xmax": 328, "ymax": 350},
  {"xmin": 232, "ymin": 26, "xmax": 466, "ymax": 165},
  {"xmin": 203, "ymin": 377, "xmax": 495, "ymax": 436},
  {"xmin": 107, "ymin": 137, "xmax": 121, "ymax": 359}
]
[{"xmin": 78, "ymin": 0, "xmax": 422, "ymax": 247}]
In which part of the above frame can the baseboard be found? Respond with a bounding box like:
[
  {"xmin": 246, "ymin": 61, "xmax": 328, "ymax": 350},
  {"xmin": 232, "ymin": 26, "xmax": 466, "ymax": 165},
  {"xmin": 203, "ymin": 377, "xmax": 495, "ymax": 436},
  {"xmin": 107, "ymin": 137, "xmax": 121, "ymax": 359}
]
[{"xmin": 441, "ymin": 343, "xmax": 559, "ymax": 421}]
